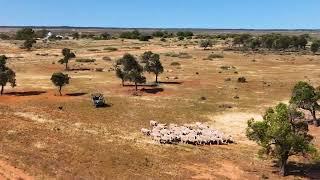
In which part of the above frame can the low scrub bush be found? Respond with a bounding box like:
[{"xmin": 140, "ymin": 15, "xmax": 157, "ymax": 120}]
[
  {"xmin": 102, "ymin": 56, "xmax": 112, "ymax": 61},
  {"xmin": 171, "ymin": 62, "xmax": 181, "ymax": 66},
  {"xmin": 76, "ymin": 58, "xmax": 96, "ymax": 63}
]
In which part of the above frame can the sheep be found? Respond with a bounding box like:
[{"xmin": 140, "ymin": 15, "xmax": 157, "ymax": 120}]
[
  {"xmin": 141, "ymin": 128, "xmax": 151, "ymax": 136},
  {"xmin": 150, "ymin": 120, "xmax": 158, "ymax": 127}
]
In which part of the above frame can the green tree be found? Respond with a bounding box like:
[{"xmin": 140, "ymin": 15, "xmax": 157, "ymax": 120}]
[
  {"xmin": 311, "ymin": 41, "xmax": 320, "ymax": 54},
  {"xmin": 72, "ymin": 32, "xmax": 80, "ymax": 40},
  {"xmin": 290, "ymin": 81, "xmax": 320, "ymax": 126},
  {"xmin": 23, "ymin": 39, "xmax": 36, "ymax": 51},
  {"xmin": 142, "ymin": 51, "xmax": 163, "ymax": 83},
  {"xmin": 0, "ymin": 55, "xmax": 16, "ymax": 95},
  {"xmin": 116, "ymin": 54, "xmax": 146, "ymax": 91},
  {"xmin": 58, "ymin": 48, "xmax": 76, "ymax": 70},
  {"xmin": 35, "ymin": 29, "xmax": 49, "ymax": 38},
  {"xmin": 16, "ymin": 28, "xmax": 35, "ymax": 40},
  {"xmin": 50, "ymin": 72, "xmax": 70, "ymax": 96},
  {"xmin": 100, "ymin": 32, "xmax": 111, "ymax": 40},
  {"xmin": 199, "ymin": 39, "xmax": 214, "ymax": 50},
  {"xmin": 246, "ymin": 103, "xmax": 317, "ymax": 176}
]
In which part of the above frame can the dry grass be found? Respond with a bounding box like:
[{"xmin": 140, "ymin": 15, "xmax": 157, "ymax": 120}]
[{"xmin": 0, "ymin": 38, "xmax": 319, "ymax": 179}]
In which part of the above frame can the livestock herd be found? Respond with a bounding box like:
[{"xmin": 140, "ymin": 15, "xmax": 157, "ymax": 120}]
[{"xmin": 142, "ymin": 121, "xmax": 234, "ymax": 145}]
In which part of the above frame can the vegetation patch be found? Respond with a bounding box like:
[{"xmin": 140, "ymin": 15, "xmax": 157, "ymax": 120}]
[
  {"xmin": 104, "ymin": 47, "xmax": 118, "ymax": 51},
  {"xmin": 76, "ymin": 58, "xmax": 96, "ymax": 63}
]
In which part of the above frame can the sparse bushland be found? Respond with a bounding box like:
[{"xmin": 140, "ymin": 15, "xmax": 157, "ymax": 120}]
[
  {"xmin": 141, "ymin": 51, "xmax": 164, "ymax": 83},
  {"xmin": 58, "ymin": 48, "xmax": 76, "ymax": 70},
  {"xmin": 0, "ymin": 55, "xmax": 16, "ymax": 95},
  {"xmin": 246, "ymin": 103, "xmax": 318, "ymax": 176},
  {"xmin": 50, "ymin": 72, "xmax": 70, "ymax": 96}
]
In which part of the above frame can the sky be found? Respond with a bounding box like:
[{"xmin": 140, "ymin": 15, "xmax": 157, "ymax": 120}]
[{"xmin": 1, "ymin": 0, "xmax": 319, "ymax": 29}]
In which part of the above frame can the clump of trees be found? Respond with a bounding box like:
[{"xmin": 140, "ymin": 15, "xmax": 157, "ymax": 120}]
[
  {"xmin": 119, "ymin": 30, "xmax": 141, "ymax": 39},
  {"xmin": 232, "ymin": 33, "xmax": 310, "ymax": 52},
  {"xmin": 141, "ymin": 51, "xmax": 164, "ymax": 83},
  {"xmin": 290, "ymin": 81, "xmax": 320, "ymax": 126},
  {"xmin": 58, "ymin": 48, "xmax": 76, "ymax": 70},
  {"xmin": 50, "ymin": 72, "xmax": 70, "ymax": 96},
  {"xmin": 246, "ymin": 103, "xmax": 317, "ymax": 176},
  {"xmin": 16, "ymin": 28, "xmax": 37, "ymax": 50},
  {"xmin": 152, "ymin": 31, "xmax": 174, "ymax": 38},
  {"xmin": 199, "ymin": 39, "xmax": 214, "ymax": 50},
  {"xmin": 176, "ymin": 31, "xmax": 194, "ymax": 38},
  {"xmin": 115, "ymin": 52, "xmax": 164, "ymax": 90},
  {"xmin": 0, "ymin": 55, "xmax": 16, "ymax": 95},
  {"xmin": 115, "ymin": 54, "xmax": 146, "ymax": 91}
]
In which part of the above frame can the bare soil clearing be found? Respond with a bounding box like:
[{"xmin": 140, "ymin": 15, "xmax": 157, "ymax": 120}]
[{"xmin": 0, "ymin": 37, "xmax": 320, "ymax": 179}]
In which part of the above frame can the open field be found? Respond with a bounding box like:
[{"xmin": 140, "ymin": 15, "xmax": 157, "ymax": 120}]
[{"xmin": 0, "ymin": 36, "xmax": 320, "ymax": 179}]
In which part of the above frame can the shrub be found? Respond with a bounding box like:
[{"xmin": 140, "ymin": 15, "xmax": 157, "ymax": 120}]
[
  {"xmin": 139, "ymin": 35, "xmax": 152, "ymax": 41},
  {"xmin": 170, "ymin": 62, "xmax": 181, "ymax": 66},
  {"xmin": 102, "ymin": 56, "xmax": 112, "ymax": 61},
  {"xmin": 87, "ymin": 49, "xmax": 100, "ymax": 52},
  {"xmin": 104, "ymin": 47, "xmax": 118, "ymax": 51},
  {"xmin": 205, "ymin": 54, "xmax": 224, "ymax": 60},
  {"xmin": 238, "ymin": 77, "xmax": 247, "ymax": 83},
  {"xmin": 76, "ymin": 58, "xmax": 96, "ymax": 63}
]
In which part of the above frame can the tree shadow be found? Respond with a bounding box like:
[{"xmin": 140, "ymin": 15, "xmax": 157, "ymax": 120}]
[
  {"xmin": 124, "ymin": 84, "xmax": 158, "ymax": 87},
  {"xmin": 141, "ymin": 88, "xmax": 164, "ymax": 94},
  {"xmin": 69, "ymin": 68, "xmax": 91, "ymax": 71},
  {"xmin": 94, "ymin": 103, "xmax": 112, "ymax": 108},
  {"xmin": 271, "ymin": 160, "xmax": 320, "ymax": 179},
  {"xmin": 158, "ymin": 81, "xmax": 183, "ymax": 85},
  {"xmin": 66, "ymin": 92, "xmax": 87, "ymax": 97},
  {"xmin": 4, "ymin": 91, "xmax": 47, "ymax": 96}
]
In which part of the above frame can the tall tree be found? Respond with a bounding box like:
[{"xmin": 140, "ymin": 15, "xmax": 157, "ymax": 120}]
[
  {"xmin": 141, "ymin": 51, "xmax": 163, "ymax": 83},
  {"xmin": 50, "ymin": 72, "xmax": 70, "ymax": 96},
  {"xmin": 290, "ymin": 81, "xmax": 320, "ymax": 126},
  {"xmin": 0, "ymin": 55, "xmax": 16, "ymax": 95},
  {"xmin": 58, "ymin": 48, "xmax": 76, "ymax": 70},
  {"xmin": 116, "ymin": 54, "xmax": 146, "ymax": 91},
  {"xmin": 16, "ymin": 28, "xmax": 35, "ymax": 40},
  {"xmin": 246, "ymin": 103, "xmax": 317, "ymax": 176}
]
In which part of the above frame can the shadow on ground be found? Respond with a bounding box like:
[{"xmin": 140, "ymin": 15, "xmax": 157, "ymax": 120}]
[
  {"xmin": 4, "ymin": 91, "xmax": 47, "ymax": 96},
  {"xmin": 272, "ymin": 161, "xmax": 320, "ymax": 179},
  {"xmin": 141, "ymin": 88, "xmax": 164, "ymax": 94},
  {"xmin": 66, "ymin": 93, "xmax": 87, "ymax": 96}
]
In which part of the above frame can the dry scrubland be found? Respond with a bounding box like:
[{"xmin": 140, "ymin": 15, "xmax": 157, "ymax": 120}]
[{"xmin": 0, "ymin": 36, "xmax": 320, "ymax": 179}]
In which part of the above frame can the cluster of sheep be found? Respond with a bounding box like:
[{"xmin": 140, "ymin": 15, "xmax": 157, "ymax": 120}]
[{"xmin": 141, "ymin": 121, "xmax": 234, "ymax": 145}]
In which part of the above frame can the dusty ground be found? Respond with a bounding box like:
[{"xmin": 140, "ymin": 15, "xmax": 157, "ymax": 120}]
[{"xmin": 0, "ymin": 38, "xmax": 320, "ymax": 179}]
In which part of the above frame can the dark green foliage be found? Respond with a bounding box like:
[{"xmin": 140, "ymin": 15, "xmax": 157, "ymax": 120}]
[
  {"xmin": 246, "ymin": 103, "xmax": 317, "ymax": 176},
  {"xmin": 59, "ymin": 48, "xmax": 76, "ymax": 70},
  {"xmin": 290, "ymin": 81, "xmax": 320, "ymax": 126},
  {"xmin": 16, "ymin": 28, "xmax": 35, "ymax": 40},
  {"xmin": 100, "ymin": 32, "xmax": 111, "ymax": 40},
  {"xmin": 178, "ymin": 36, "xmax": 184, "ymax": 41},
  {"xmin": 119, "ymin": 30, "xmax": 141, "ymax": 39},
  {"xmin": 72, "ymin": 32, "xmax": 80, "ymax": 40},
  {"xmin": 50, "ymin": 72, "xmax": 70, "ymax": 96},
  {"xmin": 139, "ymin": 35, "xmax": 152, "ymax": 41},
  {"xmin": 199, "ymin": 39, "xmax": 214, "ymax": 50},
  {"xmin": 116, "ymin": 54, "xmax": 146, "ymax": 90},
  {"xmin": 152, "ymin": 31, "xmax": 172, "ymax": 38},
  {"xmin": 0, "ymin": 55, "xmax": 16, "ymax": 95},
  {"xmin": 311, "ymin": 41, "xmax": 320, "ymax": 54},
  {"xmin": 141, "ymin": 51, "xmax": 164, "ymax": 83},
  {"xmin": 0, "ymin": 33, "xmax": 11, "ymax": 40},
  {"xmin": 23, "ymin": 39, "xmax": 36, "ymax": 51},
  {"xmin": 176, "ymin": 31, "xmax": 193, "ymax": 38},
  {"xmin": 35, "ymin": 29, "xmax": 49, "ymax": 38}
]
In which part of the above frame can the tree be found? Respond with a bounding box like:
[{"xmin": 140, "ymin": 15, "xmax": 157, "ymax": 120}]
[
  {"xmin": 23, "ymin": 39, "xmax": 36, "ymax": 51},
  {"xmin": 142, "ymin": 51, "xmax": 164, "ymax": 83},
  {"xmin": 115, "ymin": 67, "xmax": 125, "ymax": 86},
  {"xmin": 16, "ymin": 28, "xmax": 35, "ymax": 40},
  {"xmin": 100, "ymin": 32, "xmax": 111, "ymax": 40},
  {"xmin": 116, "ymin": 54, "xmax": 146, "ymax": 91},
  {"xmin": 72, "ymin": 32, "xmax": 80, "ymax": 40},
  {"xmin": 311, "ymin": 41, "xmax": 320, "ymax": 54},
  {"xmin": 246, "ymin": 103, "xmax": 317, "ymax": 176},
  {"xmin": 50, "ymin": 72, "xmax": 70, "ymax": 96},
  {"xmin": 199, "ymin": 39, "xmax": 214, "ymax": 50},
  {"xmin": 58, "ymin": 48, "xmax": 76, "ymax": 70},
  {"xmin": 290, "ymin": 81, "xmax": 320, "ymax": 126},
  {"xmin": 0, "ymin": 55, "xmax": 16, "ymax": 95},
  {"xmin": 35, "ymin": 29, "xmax": 49, "ymax": 38}
]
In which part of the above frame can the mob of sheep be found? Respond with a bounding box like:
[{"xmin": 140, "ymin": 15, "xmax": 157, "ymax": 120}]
[{"xmin": 141, "ymin": 120, "xmax": 234, "ymax": 145}]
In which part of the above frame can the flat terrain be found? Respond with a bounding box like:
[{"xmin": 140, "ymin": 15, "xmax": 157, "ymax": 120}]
[{"xmin": 0, "ymin": 37, "xmax": 320, "ymax": 179}]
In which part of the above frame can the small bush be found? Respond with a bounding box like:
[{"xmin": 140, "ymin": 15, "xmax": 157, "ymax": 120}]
[
  {"xmin": 208, "ymin": 54, "xmax": 224, "ymax": 59},
  {"xmin": 237, "ymin": 77, "xmax": 247, "ymax": 83},
  {"xmin": 165, "ymin": 52, "xmax": 192, "ymax": 59},
  {"xmin": 87, "ymin": 49, "xmax": 100, "ymax": 52},
  {"xmin": 104, "ymin": 47, "xmax": 118, "ymax": 51},
  {"xmin": 220, "ymin": 66, "xmax": 236, "ymax": 70},
  {"xmin": 170, "ymin": 62, "xmax": 181, "ymax": 66},
  {"xmin": 76, "ymin": 58, "xmax": 96, "ymax": 63},
  {"xmin": 102, "ymin": 56, "xmax": 112, "ymax": 61}
]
